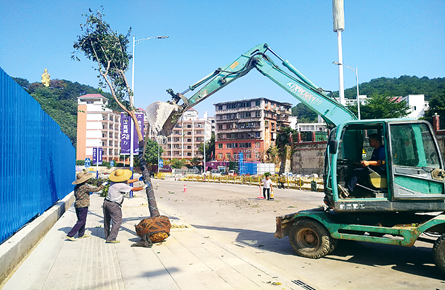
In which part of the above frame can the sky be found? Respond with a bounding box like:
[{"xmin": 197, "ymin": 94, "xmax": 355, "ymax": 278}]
[{"xmin": 1, "ymin": 0, "xmax": 444, "ymax": 118}]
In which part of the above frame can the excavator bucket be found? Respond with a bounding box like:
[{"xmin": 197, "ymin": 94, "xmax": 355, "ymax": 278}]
[{"xmin": 146, "ymin": 101, "xmax": 183, "ymax": 137}]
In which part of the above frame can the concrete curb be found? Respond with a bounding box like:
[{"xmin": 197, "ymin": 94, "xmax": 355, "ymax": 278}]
[{"xmin": 0, "ymin": 192, "xmax": 75, "ymax": 285}]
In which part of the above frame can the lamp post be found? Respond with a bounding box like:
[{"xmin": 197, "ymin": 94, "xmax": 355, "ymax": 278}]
[
  {"xmin": 333, "ymin": 62, "xmax": 361, "ymax": 120},
  {"xmin": 130, "ymin": 35, "xmax": 169, "ymax": 173}
]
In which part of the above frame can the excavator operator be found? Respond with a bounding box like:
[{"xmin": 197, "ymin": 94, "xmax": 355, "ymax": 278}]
[{"xmin": 346, "ymin": 134, "xmax": 386, "ymax": 195}]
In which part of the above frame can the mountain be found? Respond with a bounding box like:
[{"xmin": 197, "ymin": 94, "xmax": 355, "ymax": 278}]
[
  {"xmin": 340, "ymin": 75, "xmax": 445, "ymax": 100},
  {"xmin": 12, "ymin": 77, "xmax": 119, "ymax": 147},
  {"xmin": 293, "ymin": 75, "xmax": 445, "ymax": 121}
]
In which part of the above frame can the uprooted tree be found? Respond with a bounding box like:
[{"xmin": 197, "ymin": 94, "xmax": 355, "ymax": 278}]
[{"xmin": 72, "ymin": 8, "xmax": 162, "ymax": 220}]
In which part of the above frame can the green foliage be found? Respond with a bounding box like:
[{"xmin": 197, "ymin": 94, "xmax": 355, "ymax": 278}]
[
  {"xmin": 421, "ymin": 90, "xmax": 445, "ymax": 126},
  {"xmin": 76, "ymin": 160, "xmax": 85, "ymax": 165},
  {"xmin": 266, "ymin": 145, "xmax": 280, "ymax": 164},
  {"xmin": 291, "ymin": 103, "xmax": 317, "ymax": 122},
  {"xmin": 170, "ymin": 158, "xmax": 187, "ymax": 169},
  {"xmin": 72, "ymin": 7, "xmax": 132, "ymax": 109},
  {"xmin": 190, "ymin": 157, "xmax": 202, "ymax": 166},
  {"xmin": 88, "ymin": 178, "xmax": 109, "ymax": 197},
  {"xmin": 294, "ymin": 76, "xmax": 444, "ymax": 122},
  {"xmin": 101, "ymin": 161, "xmax": 111, "ymax": 169},
  {"xmin": 143, "ymin": 139, "xmax": 164, "ymax": 165},
  {"xmin": 198, "ymin": 133, "xmax": 215, "ymax": 160},
  {"xmin": 12, "ymin": 77, "xmax": 113, "ymax": 147},
  {"xmin": 342, "ymin": 76, "xmax": 445, "ymax": 101},
  {"xmin": 347, "ymin": 93, "xmax": 410, "ymax": 119},
  {"xmin": 12, "ymin": 77, "xmax": 30, "ymax": 90},
  {"xmin": 277, "ymin": 126, "xmax": 298, "ymax": 148}
]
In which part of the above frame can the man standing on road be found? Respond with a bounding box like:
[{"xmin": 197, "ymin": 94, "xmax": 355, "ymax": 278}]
[
  {"xmin": 259, "ymin": 173, "xmax": 273, "ymax": 200},
  {"xmin": 104, "ymin": 169, "xmax": 145, "ymax": 243}
]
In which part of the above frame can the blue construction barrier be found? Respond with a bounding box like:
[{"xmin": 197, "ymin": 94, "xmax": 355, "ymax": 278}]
[{"xmin": 0, "ymin": 67, "xmax": 75, "ymax": 244}]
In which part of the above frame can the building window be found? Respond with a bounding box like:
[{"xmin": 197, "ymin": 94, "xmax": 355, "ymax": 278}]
[
  {"xmin": 226, "ymin": 153, "xmax": 231, "ymax": 159},
  {"xmin": 239, "ymin": 142, "xmax": 251, "ymax": 148},
  {"xmin": 255, "ymin": 100, "xmax": 260, "ymax": 106},
  {"xmin": 218, "ymin": 144, "xmax": 223, "ymax": 149},
  {"xmin": 218, "ymin": 153, "xmax": 223, "ymax": 159}
]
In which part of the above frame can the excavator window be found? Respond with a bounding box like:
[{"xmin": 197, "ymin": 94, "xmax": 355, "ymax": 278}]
[{"xmin": 390, "ymin": 123, "xmax": 441, "ymax": 169}]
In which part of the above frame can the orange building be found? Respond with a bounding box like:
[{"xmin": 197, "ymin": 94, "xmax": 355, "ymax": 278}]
[
  {"xmin": 76, "ymin": 94, "xmax": 122, "ymax": 162},
  {"xmin": 214, "ymin": 98, "xmax": 291, "ymax": 162}
]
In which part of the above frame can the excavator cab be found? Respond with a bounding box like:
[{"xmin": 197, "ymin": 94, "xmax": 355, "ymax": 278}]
[
  {"xmin": 335, "ymin": 122, "xmax": 388, "ymax": 198},
  {"xmin": 324, "ymin": 119, "xmax": 445, "ymax": 213}
]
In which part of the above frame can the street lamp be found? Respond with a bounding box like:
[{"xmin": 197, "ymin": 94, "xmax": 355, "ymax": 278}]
[
  {"xmin": 130, "ymin": 35, "xmax": 169, "ymax": 173},
  {"xmin": 333, "ymin": 61, "xmax": 361, "ymax": 120}
]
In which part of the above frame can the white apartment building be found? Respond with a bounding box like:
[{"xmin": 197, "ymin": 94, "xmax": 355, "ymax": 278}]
[{"xmin": 159, "ymin": 109, "xmax": 213, "ymax": 161}]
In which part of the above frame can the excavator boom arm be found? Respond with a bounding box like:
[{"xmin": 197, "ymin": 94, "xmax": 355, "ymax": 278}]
[{"xmin": 150, "ymin": 43, "xmax": 356, "ymax": 136}]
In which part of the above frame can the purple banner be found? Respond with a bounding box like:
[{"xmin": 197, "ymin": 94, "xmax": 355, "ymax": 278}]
[
  {"xmin": 121, "ymin": 113, "xmax": 144, "ymax": 155},
  {"xmin": 92, "ymin": 147, "xmax": 103, "ymax": 165},
  {"xmin": 134, "ymin": 113, "xmax": 144, "ymax": 154},
  {"xmin": 120, "ymin": 113, "xmax": 131, "ymax": 155},
  {"xmin": 93, "ymin": 148, "xmax": 97, "ymax": 164},
  {"xmin": 99, "ymin": 147, "xmax": 103, "ymax": 165}
]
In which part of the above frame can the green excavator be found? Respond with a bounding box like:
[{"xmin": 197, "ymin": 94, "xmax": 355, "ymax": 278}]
[{"xmin": 147, "ymin": 43, "xmax": 445, "ymax": 273}]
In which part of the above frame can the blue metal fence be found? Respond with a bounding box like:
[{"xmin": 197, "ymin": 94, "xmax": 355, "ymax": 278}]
[{"xmin": 0, "ymin": 67, "xmax": 75, "ymax": 244}]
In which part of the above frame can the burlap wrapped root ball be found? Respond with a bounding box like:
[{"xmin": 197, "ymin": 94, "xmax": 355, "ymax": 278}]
[{"xmin": 132, "ymin": 215, "xmax": 171, "ymax": 247}]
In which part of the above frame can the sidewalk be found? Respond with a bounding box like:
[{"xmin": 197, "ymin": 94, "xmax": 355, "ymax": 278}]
[{"xmin": 2, "ymin": 191, "xmax": 299, "ymax": 290}]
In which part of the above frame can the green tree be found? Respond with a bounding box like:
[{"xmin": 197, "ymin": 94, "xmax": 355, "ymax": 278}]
[
  {"xmin": 291, "ymin": 103, "xmax": 318, "ymax": 122},
  {"xmin": 190, "ymin": 157, "xmax": 202, "ymax": 167},
  {"xmin": 266, "ymin": 145, "xmax": 280, "ymax": 165},
  {"xmin": 72, "ymin": 8, "xmax": 161, "ymax": 218},
  {"xmin": 348, "ymin": 93, "xmax": 410, "ymax": 120},
  {"xmin": 198, "ymin": 133, "xmax": 215, "ymax": 161},
  {"xmin": 422, "ymin": 91, "xmax": 445, "ymax": 126},
  {"xmin": 170, "ymin": 158, "xmax": 187, "ymax": 169},
  {"xmin": 276, "ymin": 126, "xmax": 298, "ymax": 149},
  {"xmin": 143, "ymin": 139, "xmax": 164, "ymax": 165}
]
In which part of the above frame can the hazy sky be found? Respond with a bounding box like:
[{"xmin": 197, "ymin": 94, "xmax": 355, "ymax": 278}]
[{"xmin": 1, "ymin": 0, "xmax": 444, "ymax": 117}]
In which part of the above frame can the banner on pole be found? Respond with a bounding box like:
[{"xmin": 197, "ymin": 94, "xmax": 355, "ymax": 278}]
[
  {"xmin": 134, "ymin": 113, "xmax": 144, "ymax": 154},
  {"xmin": 92, "ymin": 148, "xmax": 103, "ymax": 165},
  {"xmin": 120, "ymin": 113, "xmax": 131, "ymax": 155},
  {"xmin": 121, "ymin": 112, "xmax": 144, "ymax": 155}
]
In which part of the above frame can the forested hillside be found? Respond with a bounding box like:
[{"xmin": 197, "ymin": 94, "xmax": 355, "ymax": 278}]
[
  {"xmin": 13, "ymin": 77, "xmax": 119, "ymax": 147},
  {"xmin": 293, "ymin": 75, "xmax": 445, "ymax": 121},
  {"xmin": 341, "ymin": 75, "xmax": 445, "ymax": 100}
]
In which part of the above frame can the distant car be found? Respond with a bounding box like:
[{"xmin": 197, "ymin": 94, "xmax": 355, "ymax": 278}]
[
  {"xmin": 228, "ymin": 170, "xmax": 236, "ymax": 176},
  {"xmin": 211, "ymin": 169, "xmax": 221, "ymax": 176}
]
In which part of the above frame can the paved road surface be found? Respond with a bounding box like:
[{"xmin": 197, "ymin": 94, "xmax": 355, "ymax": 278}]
[{"xmin": 3, "ymin": 178, "xmax": 445, "ymax": 289}]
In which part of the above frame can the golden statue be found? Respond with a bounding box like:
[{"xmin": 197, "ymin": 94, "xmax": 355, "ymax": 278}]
[{"xmin": 41, "ymin": 69, "xmax": 50, "ymax": 87}]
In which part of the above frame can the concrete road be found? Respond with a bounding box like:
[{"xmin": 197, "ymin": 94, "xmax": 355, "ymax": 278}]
[{"xmin": 153, "ymin": 178, "xmax": 445, "ymax": 289}]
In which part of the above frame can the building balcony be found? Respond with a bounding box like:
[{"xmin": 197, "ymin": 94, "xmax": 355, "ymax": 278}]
[
  {"xmin": 215, "ymin": 106, "xmax": 261, "ymax": 113},
  {"xmin": 217, "ymin": 127, "xmax": 261, "ymax": 133}
]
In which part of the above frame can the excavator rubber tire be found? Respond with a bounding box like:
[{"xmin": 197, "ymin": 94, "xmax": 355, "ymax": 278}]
[
  {"xmin": 289, "ymin": 218, "xmax": 332, "ymax": 259},
  {"xmin": 433, "ymin": 234, "xmax": 445, "ymax": 274}
]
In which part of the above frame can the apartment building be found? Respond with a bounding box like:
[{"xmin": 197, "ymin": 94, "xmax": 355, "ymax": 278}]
[
  {"xmin": 214, "ymin": 98, "xmax": 291, "ymax": 162},
  {"xmin": 76, "ymin": 94, "xmax": 121, "ymax": 162},
  {"xmin": 159, "ymin": 108, "xmax": 212, "ymax": 161}
]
